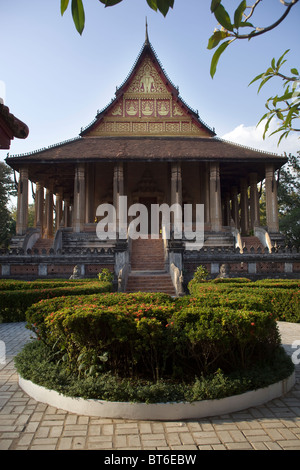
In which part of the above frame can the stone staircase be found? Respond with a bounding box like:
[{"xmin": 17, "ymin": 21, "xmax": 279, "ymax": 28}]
[
  {"xmin": 241, "ymin": 236, "xmax": 264, "ymax": 252},
  {"xmin": 130, "ymin": 237, "xmax": 165, "ymax": 271},
  {"xmin": 126, "ymin": 271, "xmax": 176, "ymax": 295},
  {"xmin": 32, "ymin": 238, "xmax": 53, "ymax": 253},
  {"xmin": 126, "ymin": 237, "xmax": 176, "ymax": 295}
]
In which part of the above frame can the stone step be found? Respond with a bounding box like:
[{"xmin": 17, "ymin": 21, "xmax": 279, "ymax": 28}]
[
  {"xmin": 32, "ymin": 238, "xmax": 53, "ymax": 253},
  {"xmin": 241, "ymin": 236, "xmax": 264, "ymax": 252},
  {"xmin": 130, "ymin": 237, "xmax": 165, "ymax": 270},
  {"xmin": 126, "ymin": 272, "xmax": 175, "ymax": 295}
]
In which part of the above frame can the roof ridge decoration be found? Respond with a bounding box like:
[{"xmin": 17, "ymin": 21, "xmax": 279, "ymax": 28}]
[{"xmin": 80, "ymin": 30, "xmax": 215, "ymax": 138}]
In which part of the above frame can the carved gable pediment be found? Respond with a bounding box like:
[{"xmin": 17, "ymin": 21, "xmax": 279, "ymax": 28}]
[{"xmin": 84, "ymin": 46, "xmax": 213, "ymax": 138}]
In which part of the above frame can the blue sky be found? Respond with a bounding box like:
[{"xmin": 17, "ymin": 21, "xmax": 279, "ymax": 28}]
[{"xmin": 1, "ymin": 0, "xmax": 299, "ymax": 162}]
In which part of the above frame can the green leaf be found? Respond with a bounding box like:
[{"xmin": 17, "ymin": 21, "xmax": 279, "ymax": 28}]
[
  {"xmin": 248, "ymin": 72, "xmax": 265, "ymax": 86},
  {"xmin": 271, "ymin": 57, "xmax": 276, "ymax": 70},
  {"xmin": 207, "ymin": 30, "xmax": 230, "ymax": 50},
  {"xmin": 238, "ymin": 21, "xmax": 254, "ymax": 28},
  {"xmin": 257, "ymin": 75, "xmax": 273, "ymax": 93},
  {"xmin": 103, "ymin": 0, "xmax": 123, "ymax": 6},
  {"xmin": 71, "ymin": 0, "xmax": 85, "ymax": 35},
  {"xmin": 210, "ymin": 0, "xmax": 222, "ymax": 13},
  {"xmin": 146, "ymin": 0, "xmax": 158, "ymax": 11},
  {"xmin": 276, "ymin": 49, "xmax": 290, "ymax": 70},
  {"xmin": 234, "ymin": 0, "xmax": 246, "ymax": 29},
  {"xmin": 61, "ymin": 0, "xmax": 69, "ymax": 15},
  {"xmin": 146, "ymin": 0, "xmax": 173, "ymax": 15},
  {"xmin": 291, "ymin": 68, "xmax": 299, "ymax": 76},
  {"xmin": 210, "ymin": 40, "xmax": 231, "ymax": 78},
  {"xmin": 213, "ymin": 4, "xmax": 233, "ymax": 32},
  {"xmin": 157, "ymin": 0, "xmax": 174, "ymax": 16}
]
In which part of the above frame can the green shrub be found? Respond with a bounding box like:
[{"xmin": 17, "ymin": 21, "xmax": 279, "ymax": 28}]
[
  {"xmin": 187, "ymin": 279, "xmax": 300, "ymax": 323},
  {"xmin": 15, "ymin": 318, "xmax": 293, "ymax": 404},
  {"xmin": 97, "ymin": 268, "xmax": 114, "ymax": 283},
  {"xmin": 25, "ymin": 291, "xmax": 282, "ymax": 383},
  {"xmin": 0, "ymin": 279, "xmax": 113, "ymax": 323}
]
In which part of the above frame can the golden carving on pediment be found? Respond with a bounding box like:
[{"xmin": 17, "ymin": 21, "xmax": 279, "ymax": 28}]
[
  {"xmin": 111, "ymin": 103, "xmax": 122, "ymax": 116},
  {"xmin": 127, "ymin": 57, "xmax": 167, "ymax": 94},
  {"xmin": 157, "ymin": 100, "xmax": 170, "ymax": 117},
  {"xmin": 86, "ymin": 56, "xmax": 210, "ymax": 137},
  {"xmin": 125, "ymin": 100, "xmax": 139, "ymax": 116},
  {"xmin": 173, "ymin": 102, "xmax": 184, "ymax": 116},
  {"xmin": 141, "ymin": 99, "xmax": 154, "ymax": 116}
]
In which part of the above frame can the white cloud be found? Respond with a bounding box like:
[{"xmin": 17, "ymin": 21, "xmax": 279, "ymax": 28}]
[{"xmin": 222, "ymin": 120, "xmax": 299, "ymax": 156}]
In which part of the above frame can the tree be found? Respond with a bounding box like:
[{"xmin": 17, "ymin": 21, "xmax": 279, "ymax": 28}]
[
  {"xmin": 60, "ymin": 0, "xmax": 299, "ymax": 145},
  {"xmin": 0, "ymin": 162, "xmax": 17, "ymax": 248},
  {"xmin": 277, "ymin": 151, "xmax": 300, "ymax": 248},
  {"xmin": 207, "ymin": 0, "xmax": 299, "ymax": 144}
]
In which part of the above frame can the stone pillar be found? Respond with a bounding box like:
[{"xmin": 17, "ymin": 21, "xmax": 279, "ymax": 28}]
[
  {"xmin": 171, "ymin": 162, "xmax": 182, "ymax": 237},
  {"xmin": 200, "ymin": 163, "xmax": 210, "ymax": 224},
  {"xmin": 223, "ymin": 192, "xmax": 231, "ymax": 226},
  {"xmin": 113, "ymin": 162, "xmax": 124, "ymax": 236},
  {"xmin": 55, "ymin": 189, "xmax": 63, "ymax": 230},
  {"xmin": 45, "ymin": 188, "xmax": 54, "ymax": 238},
  {"xmin": 73, "ymin": 163, "xmax": 86, "ymax": 232},
  {"xmin": 209, "ymin": 162, "xmax": 222, "ymax": 232},
  {"xmin": 240, "ymin": 177, "xmax": 249, "ymax": 236},
  {"xmin": 64, "ymin": 197, "xmax": 71, "ymax": 228},
  {"xmin": 249, "ymin": 172, "xmax": 260, "ymax": 229},
  {"xmin": 265, "ymin": 163, "xmax": 279, "ymax": 233},
  {"xmin": 16, "ymin": 167, "xmax": 28, "ymax": 236},
  {"xmin": 231, "ymin": 186, "xmax": 239, "ymax": 229},
  {"xmin": 34, "ymin": 182, "xmax": 44, "ymax": 234},
  {"xmin": 85, "ymin": 163, "xmax": 95, "ymax": 223}
]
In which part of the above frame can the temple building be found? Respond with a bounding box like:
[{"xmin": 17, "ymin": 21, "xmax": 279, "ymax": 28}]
[{"xmin": 2, "ymin": 30, "xmax": 299, "ymax": 291}]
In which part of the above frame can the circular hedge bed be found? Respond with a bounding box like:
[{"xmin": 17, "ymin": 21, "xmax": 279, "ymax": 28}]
[{"xmin": 15, "ymin": 291, "xmax": 295, "ymax": 404}]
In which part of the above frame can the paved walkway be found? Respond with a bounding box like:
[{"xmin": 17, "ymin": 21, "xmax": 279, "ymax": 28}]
[{"xmin": 0, "ymin": 321, "xmax": 300, "ymax": 451}]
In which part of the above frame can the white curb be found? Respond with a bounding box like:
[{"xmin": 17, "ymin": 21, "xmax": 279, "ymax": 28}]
[{"xmin": 19, "ymin": 371, "xmax": 295, "ymax": 421}]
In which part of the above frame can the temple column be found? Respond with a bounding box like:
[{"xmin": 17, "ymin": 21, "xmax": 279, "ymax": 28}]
[
  {"xmin": 16, "ymin": 167, "xmax": 29, "ymax": 236},
  {"xmin": 240, "ymin": 177, "xmax": 249, "ymax": 235},
  {"xmin": 231, "ymin": 186, "xmax": 239, "ymax": 229},
  {"xmin": 34, "ymin": 182, "xmax": 44, "ymax": 234},
  {"xmin": 85, "ymin": 163, "xmax": 95, "ymax": 223},
  {"xmin": 113, "ymin": 162, "xmax": 124, "ymax": 237},
  {"xmin": 55, "ymin": 188, "xmax": 63, "ymax": 230},
  {"xmin": 73, "ymin": 163, "xmax": 86, "ymax": 232},
  {"xmin": 64, "ymin": 197, "xmax": 71, "ymax": 228},
  {"xmin": 265, "ymin": 163, "xmax": 279, "ymax": 233},
  {"xmin": 209, "ymin": 162, "xmax": 222, "ymax": 232},
  {"xmin": 200, "ymin": 163, "xmax": 210, "ymax": 224},
  {"xmin": 249, "ymin": 172, "xmax": 260, "ymax": 229},
  {"xmin": 45, "ymin": 187, "xmax": 54, "ymax": 238},
  {"xmin": 223, "ymin": 192, "xmax": 231, "ymax": 226},
  {"xmin": 171, "ymin": 162, "xmax": 182, "ymax": 237}
]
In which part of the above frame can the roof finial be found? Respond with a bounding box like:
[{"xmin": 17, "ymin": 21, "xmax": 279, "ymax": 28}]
[{"xmin": 145, "ymin": 17, "xmax": 149, "ymax": 45}]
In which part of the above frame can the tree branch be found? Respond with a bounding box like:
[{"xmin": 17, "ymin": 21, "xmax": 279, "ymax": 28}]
[{"xmin": 235, "ymin": 0, "xmax": 299, "ymax": 39}]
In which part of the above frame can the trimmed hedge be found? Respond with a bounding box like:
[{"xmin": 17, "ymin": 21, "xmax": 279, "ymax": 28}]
[
  {"xmin": 0, "ymin": 279, "xmax": 113, "ymax": 323},
  {"xmin": 15, "ymin": 340, "xmax": 293, "ymax": 403},
  {"xmin": 25, "ymin": 292, "xmax": 282, "ymax": 382},
  {"xmin": 187, "ymin": 278, "xmax": 300, "ymax": 323}
]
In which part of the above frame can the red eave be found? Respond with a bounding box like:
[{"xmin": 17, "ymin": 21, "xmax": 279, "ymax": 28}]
[{"xmin": 0, "ymin": 102, "xmax": 29, "ymax": 149}]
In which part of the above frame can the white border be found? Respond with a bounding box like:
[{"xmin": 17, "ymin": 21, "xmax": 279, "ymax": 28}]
[{"xmin": 19, "ymin": 371, "xmax": 295, "ymax": 421}]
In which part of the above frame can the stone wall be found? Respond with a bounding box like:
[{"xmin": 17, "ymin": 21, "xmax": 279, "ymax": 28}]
[
  {"xmin": 0, "ymin": 247, "xmax": 115, "ymax": 280},
  {"xmin": 183, "ymin": 246, "xmax": 300, "ymax": 283}
]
